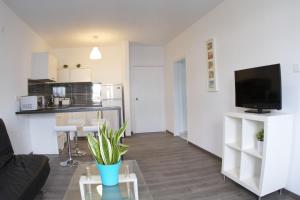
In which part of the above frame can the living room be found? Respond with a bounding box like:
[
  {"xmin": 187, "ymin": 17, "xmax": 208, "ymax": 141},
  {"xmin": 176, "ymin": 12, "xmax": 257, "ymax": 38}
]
[{"xmin": 0, "ymin": 0, "xmax": 299, "ymax": 200}]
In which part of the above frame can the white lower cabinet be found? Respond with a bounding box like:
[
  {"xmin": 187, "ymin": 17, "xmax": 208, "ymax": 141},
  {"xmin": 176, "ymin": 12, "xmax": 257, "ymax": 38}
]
[{"xmin": 222, "ymin": 112, "xmax": 294, "ymax": 199}]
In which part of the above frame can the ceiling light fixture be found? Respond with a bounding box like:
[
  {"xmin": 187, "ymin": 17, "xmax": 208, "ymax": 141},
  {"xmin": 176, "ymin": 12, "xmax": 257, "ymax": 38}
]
[{"xmin": 89, "ymin": 36, "xmax": 102, "ymax": 60}]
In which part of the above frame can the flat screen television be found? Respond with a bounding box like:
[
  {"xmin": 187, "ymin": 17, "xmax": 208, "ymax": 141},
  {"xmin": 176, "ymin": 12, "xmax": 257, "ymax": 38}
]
[{"xmin": 235, "ymin": 64, "xmax": 282, "ymax": 113}]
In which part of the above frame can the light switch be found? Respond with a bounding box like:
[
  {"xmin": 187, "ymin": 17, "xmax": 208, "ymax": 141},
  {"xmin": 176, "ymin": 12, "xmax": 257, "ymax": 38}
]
[
  {"xmin": 293, "ymin": 64, "xmax": 300, "ymax": 73},
  {"xmin": 1, "ymin": 26, "xmax": 5, "ymax": 33}
]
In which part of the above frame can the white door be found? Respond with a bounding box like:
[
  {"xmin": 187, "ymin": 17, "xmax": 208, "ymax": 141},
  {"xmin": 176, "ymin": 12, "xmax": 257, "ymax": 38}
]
[{"xmin": 132, "ymin": 67, "xmax": 165, "ymax": 133}]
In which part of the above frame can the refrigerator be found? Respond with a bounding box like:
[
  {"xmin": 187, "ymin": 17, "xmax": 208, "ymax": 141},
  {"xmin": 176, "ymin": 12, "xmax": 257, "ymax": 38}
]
[{"xmin": 101, "ymin": 84, "xmax": 125, "ymax": 132}]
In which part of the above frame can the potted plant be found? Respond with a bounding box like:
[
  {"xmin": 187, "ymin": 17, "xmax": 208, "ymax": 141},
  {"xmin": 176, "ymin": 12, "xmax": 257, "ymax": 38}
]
[
  {"xmin": 256, "ymin": 128, "xmax": 264, "ymax": 154},
  {"xmin": 87, "ymin": 122, "xmax": 128, "ymax": 186}
]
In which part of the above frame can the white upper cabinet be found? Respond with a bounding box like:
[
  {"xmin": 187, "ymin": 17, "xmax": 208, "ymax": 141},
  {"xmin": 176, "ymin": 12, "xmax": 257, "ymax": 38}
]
[
  {"xmin": 58, "ymin": 68, "xmax": 70, "ymax": 82},
  {"xmin": 58, "ymin": 68, "xmax": 91, "ymax": 82},
  {"xmin": 70, "ymin": 68, "xmax": 91, "ymax": 82},
  {"xmin": 31, "ymin": 52, "xmax": 58, "ymax": 81}
]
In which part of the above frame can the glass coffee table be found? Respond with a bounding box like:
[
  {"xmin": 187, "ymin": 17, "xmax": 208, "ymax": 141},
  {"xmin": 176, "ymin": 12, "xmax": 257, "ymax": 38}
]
[{"xmin": 63, "ymin": 160, "xmax": 153, "ymax": 200}]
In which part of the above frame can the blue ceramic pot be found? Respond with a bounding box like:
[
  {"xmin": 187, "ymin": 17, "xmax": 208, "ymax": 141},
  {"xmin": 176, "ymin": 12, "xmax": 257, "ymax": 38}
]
[
  {"xmin": 96, "ymin": 161, "xmax": 122, "ymax": 186},
  {"xmin": 102, "ymin": 185, "xmax": 123, "ymax": 200}
]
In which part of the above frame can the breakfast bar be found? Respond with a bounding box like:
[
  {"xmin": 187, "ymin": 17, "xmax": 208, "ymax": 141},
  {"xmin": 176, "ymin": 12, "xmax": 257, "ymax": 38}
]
[{"xmin": 16, "ymin": 106, "xmax": 122, "ymax": 154}]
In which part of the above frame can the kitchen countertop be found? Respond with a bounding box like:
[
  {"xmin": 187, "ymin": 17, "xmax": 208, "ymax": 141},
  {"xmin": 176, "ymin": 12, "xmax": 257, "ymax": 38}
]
[{"xmin": 15, "ymin": 105, "xmax": 121, "ymax": 114}]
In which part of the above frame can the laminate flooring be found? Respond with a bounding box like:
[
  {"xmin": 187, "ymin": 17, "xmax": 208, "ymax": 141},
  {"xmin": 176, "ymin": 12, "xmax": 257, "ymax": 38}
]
[{"xmin": 35, "ymin": 132, "xmax": 299, "ymax": 200}]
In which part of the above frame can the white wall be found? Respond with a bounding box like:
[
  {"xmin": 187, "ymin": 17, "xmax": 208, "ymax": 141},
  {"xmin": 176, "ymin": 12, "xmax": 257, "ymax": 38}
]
[
  {"xmin": 53, "ymin": 45, "xmax": 125, "ymax": 84},
  {"xmin": 121, "ymin": 41, "xmax": 132, "ymax": 136},
  {"xmin": 130, "ymin": 43, "xmax": 165, "ymax": 67},
  {"xmin": 129, "ymin": 43, "xmax": 165, "ymax": 133},
  {"xmin": 165, "ymin": 0, "xmax": 300, "ymax": 195},
  {"xmin": 0, "ymin": 1, "xmax": 48, "ymax": 153}
]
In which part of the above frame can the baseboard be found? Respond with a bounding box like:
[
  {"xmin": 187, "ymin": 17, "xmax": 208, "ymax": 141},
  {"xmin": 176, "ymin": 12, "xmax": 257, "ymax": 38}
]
[
  {"xmin": 131, "ymin": 131, "xmax": 165, "ymax": 135},
  {"xmin": 186, "ymin": 140, "xmax": 221, "ymax": 161},
  {"xmin": 167, "ymin": 130, "xmax": 220, "ymax": 161},
  {"xmin": 166, "ymin": 130, "xmax": 174, "ymax": 135},
  {"xmin": 283, "ymin": 189, "xmax": 300, "ymax": 199}
]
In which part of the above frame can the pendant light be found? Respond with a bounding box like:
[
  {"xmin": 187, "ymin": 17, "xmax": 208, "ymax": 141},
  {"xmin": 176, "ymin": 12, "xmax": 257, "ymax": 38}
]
[{"xmin": 89, "ymin": 36, "xmax": 102, "ymax": 60}]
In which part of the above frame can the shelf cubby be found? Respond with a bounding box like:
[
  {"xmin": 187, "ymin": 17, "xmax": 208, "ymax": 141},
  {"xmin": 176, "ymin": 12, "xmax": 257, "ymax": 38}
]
[
  {"xmin": 242, "ymin": 119, "xmax": 264, "ymax": 155},
  {"xmin": 222, "ymin": 146, "xmax": 241, "ymax": 180},
  {"xmin": 224, "ymin": 116, "xmax": 242, "ymax": 150},
  {"xmin": 240, "ymin": 153, "xmax": 262, "ymax": 192},
  {"xmin": 243, "ymin": 148, "xmax": 262, "ymax": 159},
  {"xmin": 226, "ymin": 143, "xmax": 241, "ymax": 151}
]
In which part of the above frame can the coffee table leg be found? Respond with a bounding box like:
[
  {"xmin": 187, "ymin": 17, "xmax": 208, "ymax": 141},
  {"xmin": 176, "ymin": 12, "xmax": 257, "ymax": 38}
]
[
  {"xmin": 134, "ymin": 179, "xmax": 139, "ymax": 200},
  {"xmin": 79, "ymin": 182, "xmax": 85, "ymax": 200}
]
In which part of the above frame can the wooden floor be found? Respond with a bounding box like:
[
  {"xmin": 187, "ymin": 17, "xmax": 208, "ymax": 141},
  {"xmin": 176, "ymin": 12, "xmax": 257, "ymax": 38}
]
[{"xmin": 35, "ymin": 132, "xmax": 298, "ymax": 200}]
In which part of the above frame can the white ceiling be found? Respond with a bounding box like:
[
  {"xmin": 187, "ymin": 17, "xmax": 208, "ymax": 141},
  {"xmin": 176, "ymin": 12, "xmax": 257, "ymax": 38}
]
[{"xmin": 3, "ymin": 0, "xmax": 223, "ymax": 48}]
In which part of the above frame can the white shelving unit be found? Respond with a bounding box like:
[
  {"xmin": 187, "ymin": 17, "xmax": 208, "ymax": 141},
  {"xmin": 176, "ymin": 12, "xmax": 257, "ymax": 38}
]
[{"xmin": 222, "ymin": 112, "xmax": 294, "ymax": 199}]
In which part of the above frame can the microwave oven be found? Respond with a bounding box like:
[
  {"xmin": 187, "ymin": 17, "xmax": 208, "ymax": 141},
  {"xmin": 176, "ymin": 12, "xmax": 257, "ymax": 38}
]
[{"xmin": 20, "ymin": 96, "xmax": 45, "ymax": 111}]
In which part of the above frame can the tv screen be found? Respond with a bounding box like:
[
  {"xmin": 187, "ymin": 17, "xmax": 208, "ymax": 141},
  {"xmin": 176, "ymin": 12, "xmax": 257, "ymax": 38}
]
[{"xmin": 235, "ymin": 64, "xmax": 282, "ymax": 113}]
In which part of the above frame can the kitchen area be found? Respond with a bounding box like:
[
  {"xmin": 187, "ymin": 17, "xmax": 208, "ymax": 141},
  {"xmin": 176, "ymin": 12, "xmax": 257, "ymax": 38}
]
[{"xmin": 15, "ymin": 50, "xmax": 127, "ymax": 154}]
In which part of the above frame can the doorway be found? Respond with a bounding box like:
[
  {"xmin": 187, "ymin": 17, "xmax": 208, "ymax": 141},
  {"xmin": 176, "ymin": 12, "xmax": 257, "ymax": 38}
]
[
  {"xmin": 132, "ymin": 66, "xmax": 165, "ymax": 133},
  {"xmin": 173, "ymin": 59, "xmax": 188, "ymax": 140}
]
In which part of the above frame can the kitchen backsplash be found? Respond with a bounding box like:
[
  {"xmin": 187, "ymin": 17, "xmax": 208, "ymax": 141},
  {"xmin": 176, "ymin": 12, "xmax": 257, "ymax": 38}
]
[{"xmin": 28, "ymin": 80, "xmax": 101, "ymax": 105}]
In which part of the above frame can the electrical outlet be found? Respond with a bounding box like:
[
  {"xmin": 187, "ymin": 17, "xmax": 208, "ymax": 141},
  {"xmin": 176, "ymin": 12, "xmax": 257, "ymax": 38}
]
[{"xmin": 293, "ymin": 64, "xmax": 300, "ymax": 73}]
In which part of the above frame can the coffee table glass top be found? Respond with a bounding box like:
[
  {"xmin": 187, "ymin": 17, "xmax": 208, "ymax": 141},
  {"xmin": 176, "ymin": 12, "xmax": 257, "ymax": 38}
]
[{"xmin": 63, "ymin": 160, "xmax": 153, "ymax": 200}]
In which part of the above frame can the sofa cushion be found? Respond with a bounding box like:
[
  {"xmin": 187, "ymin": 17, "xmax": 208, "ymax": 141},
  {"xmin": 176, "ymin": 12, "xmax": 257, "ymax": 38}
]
[
  {"xmin": 0, "ymin": 119, "xmax": 14, "ymax": 169},
  {"xmin": 0, "ymin": 154, "xmax": 50, "ymax": 200}
]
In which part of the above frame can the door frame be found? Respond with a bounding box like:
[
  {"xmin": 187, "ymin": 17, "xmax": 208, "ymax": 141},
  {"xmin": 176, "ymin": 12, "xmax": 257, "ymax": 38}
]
[{"xmin": 173, "ymin": 58, "xmax": 188, "ymax": 138}]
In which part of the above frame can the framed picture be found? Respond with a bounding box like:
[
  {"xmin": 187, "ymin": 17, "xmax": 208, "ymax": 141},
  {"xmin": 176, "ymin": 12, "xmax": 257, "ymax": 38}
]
[
  {"xmin": 209, "ymin": 71, "xmax": 214, "ymax": 79},
  {"xmin": 208, "ymin": 61, "xmax": 214, "ymax": 70},
  {"xmin": 208, "ymin": 51, "xmax": 214, "ymax": 60},
  {"xmin": 208, "ymin": 80, "xmax": 215, "ymax": 89},
  {"xmin": 207, "ymin": 40, "xmax": 213, "ymax": 51},
  {"xmin": 206, "ymin": 38, "xmax": 218, "ymax": 91}
]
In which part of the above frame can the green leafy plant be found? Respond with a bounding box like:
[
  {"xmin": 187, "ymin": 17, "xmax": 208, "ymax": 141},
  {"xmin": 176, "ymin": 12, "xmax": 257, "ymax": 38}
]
[
  {"xmin": 87, "ymin": 122, "xmax": 128, "ymax": 165},
  {"xmin": 256, "ymin": 129, "xmax": 264, "ymax": 142}
]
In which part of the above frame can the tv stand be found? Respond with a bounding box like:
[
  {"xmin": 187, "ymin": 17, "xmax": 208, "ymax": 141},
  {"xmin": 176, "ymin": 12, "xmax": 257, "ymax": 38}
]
[
  {"xmin": 222, "ymin": 112, "xmax": 294, "ymax": 199},
  {"xmin": 245, "ymin": 109, "xmax": 270, "ymax": 114}
]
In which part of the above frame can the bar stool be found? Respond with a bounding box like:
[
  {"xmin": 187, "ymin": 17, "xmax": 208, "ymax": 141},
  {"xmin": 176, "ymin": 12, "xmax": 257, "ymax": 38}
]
[
  {"xmin": 54, "ymin": 125, "xmax": 79, "ymax": 167},
  {"xmin": 67, "ymin": 113, "xmax": 87, "ymax": 157},
  {"xmin": 83, "ymin": 126, "xmax": 99, "ymax": 138},
  {"xmin": 83, "ymin": 119, "xmax": 109, "ymax": 137},
  {"xmin": 73, "ymin": 130, "xmax": 87, "ymax": 157}
]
